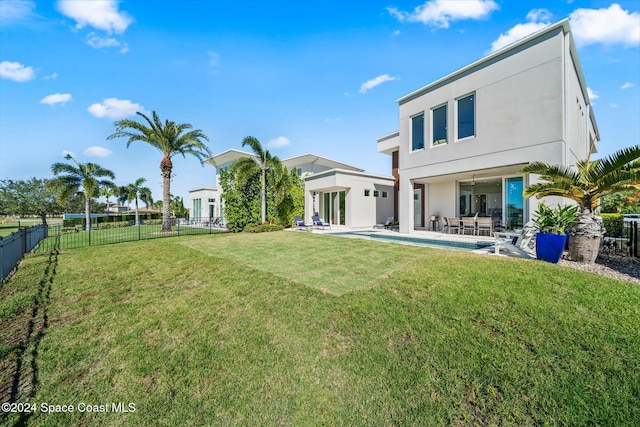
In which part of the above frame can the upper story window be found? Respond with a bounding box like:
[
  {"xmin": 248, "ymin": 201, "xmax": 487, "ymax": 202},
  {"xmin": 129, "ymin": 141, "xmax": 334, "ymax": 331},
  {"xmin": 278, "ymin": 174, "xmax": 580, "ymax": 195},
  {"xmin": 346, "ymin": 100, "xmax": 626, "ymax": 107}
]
[
  {"xmin": 297, "ymin": 168, "xmax": 303, "ymax": 176},
  {"xmin": 208, "ymin": 198, "xmax": 215, "ymax": 203},
  {"xmin": 364, "ymin": 189, "xmax": 371, "ymax": 197},
  {"xmin": 411, "ymin": 112, "xmax": 425, "ymax": 151},
  {"xmin": 457, "ymin": 93, "xmax": 475, "ymax": 140},
  {"xmin": 432, "ymin": 104, "xmax": 447, "ymax": 146}
]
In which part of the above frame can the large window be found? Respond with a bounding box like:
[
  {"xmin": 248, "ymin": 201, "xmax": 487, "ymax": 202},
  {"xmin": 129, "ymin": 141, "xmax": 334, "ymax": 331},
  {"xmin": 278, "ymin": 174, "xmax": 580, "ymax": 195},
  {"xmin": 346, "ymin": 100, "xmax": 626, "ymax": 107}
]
[
  {"xmin": 432, "ymin": 104, "xmax": 447, "ymax": 146},
  {"xmin": 411, "ymin": 113, "xmax": 425, "ymax": 151},
  {"xmin": 193, "ymin": 198, "xmax": 201, "ymax": 221},
  {"xmin": 457, "ymin": 93, "xmax": 475, "ymax": 139}
]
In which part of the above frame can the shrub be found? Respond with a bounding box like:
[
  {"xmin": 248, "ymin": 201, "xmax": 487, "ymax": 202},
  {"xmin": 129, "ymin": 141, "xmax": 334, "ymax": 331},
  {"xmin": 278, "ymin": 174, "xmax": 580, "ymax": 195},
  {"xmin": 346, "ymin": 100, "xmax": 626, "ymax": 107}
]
[
  {"xmin": 243, "ymin": 223, "xmax": 284, "ymax": 233},
  {"xmin": 532, "ymin": 203, "xmax": 579, "ymax": 234},
  {"xmin": 600, "ymin": 213, "xmax": 624, "ymax": 238}
]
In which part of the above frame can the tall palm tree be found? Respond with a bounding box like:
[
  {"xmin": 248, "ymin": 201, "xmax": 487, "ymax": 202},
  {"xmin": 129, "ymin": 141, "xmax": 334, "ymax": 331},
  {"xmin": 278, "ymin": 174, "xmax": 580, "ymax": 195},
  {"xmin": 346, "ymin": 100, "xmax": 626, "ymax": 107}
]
[
  {"xmin": 100, "ymin": 185, "xmax": 118, "ymax": 216},
  {"xmin": 107, "ymin": 111, "xmax": 211, "ymax": 232},
  {"xmin": 51, "ymin": 154, "xmax": 116, "ymax": 231},
  {"xmin": 118, "ymin": 177, "xmax": 153, "ymax": 225},
  {"xmin": 522, "ymin": 144, "xmax": 640, "ymax": 262},
  {"xmin": 234, "ymin": 136, "xmax": 283, "ymax": 223}
]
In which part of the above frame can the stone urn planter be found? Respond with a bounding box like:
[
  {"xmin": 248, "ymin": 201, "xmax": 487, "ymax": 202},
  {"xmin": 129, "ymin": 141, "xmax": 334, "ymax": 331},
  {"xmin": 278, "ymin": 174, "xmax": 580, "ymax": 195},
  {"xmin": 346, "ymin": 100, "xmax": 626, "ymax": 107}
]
[{"xmin": 567, "ymin": 214, "xmax": 604, "ymax": 263}]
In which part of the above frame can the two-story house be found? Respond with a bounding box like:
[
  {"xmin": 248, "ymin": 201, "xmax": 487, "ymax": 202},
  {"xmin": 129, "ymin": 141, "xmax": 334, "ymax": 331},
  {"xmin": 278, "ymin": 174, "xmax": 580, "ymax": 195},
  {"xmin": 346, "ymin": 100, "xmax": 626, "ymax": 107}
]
[{"xmin": 377, "ymin": 19, "xmax": 599, "ymax": 234}]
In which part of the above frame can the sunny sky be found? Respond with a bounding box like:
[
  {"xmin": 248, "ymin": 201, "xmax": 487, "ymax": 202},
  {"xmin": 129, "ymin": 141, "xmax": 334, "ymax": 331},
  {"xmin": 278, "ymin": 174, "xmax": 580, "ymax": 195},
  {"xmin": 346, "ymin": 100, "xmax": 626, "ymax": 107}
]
[{"xmin": 1, "ymin": 0, "xmax": 639, "ymax": 204}]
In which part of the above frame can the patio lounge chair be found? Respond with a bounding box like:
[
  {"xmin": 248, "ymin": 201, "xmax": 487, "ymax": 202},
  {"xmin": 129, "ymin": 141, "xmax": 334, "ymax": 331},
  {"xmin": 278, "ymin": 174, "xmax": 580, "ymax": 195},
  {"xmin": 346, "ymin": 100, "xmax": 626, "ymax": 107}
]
[
  {"xmin": 374, "ymin": 216, "xmax": 394, "ymax": 229},
  {"xmin": 494, "ymin": 226, "xmax": 535, "ymax": 259},
  {"xmin": 293, "ymin": 216, "xmax": 311, "ymax": 231},
  {"xmin": 312, "ymin": 215, "xmax": 331, "ymax": 230}
]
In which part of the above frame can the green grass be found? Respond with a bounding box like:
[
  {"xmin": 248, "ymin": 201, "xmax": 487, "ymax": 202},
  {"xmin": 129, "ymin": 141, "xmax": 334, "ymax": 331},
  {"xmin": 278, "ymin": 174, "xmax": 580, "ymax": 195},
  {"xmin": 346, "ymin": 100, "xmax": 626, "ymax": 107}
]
[
  {"xmin": 1, "ymin": 231, "xmax": 638, "ymax": 426},
  {"xmin": 34, "ymin": 223, "xmax": 222, "ymax": 252},
  {"xmin": 0, "ymin": 219, "xmax": 47, "ymax": 237}
]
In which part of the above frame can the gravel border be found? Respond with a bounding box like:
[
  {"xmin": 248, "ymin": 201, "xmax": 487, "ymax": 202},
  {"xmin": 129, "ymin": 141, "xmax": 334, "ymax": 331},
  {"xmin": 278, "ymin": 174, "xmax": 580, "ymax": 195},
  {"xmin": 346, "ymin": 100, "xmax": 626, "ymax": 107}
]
[{"xmin": 559, "ymin": 254, "xmax": 640, "ymax": 284}]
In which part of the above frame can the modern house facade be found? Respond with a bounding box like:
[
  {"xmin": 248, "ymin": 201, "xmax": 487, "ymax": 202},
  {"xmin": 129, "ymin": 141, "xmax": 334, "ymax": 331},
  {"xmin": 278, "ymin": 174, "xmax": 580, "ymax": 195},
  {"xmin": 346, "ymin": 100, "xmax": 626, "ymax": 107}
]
[
  {"xmin": 377, "ymin": 19, "xmax": 599, "ymax": 234},
  {"xmin": 189, "ymin": 149, "xmax": 394, "ymax": 228}
]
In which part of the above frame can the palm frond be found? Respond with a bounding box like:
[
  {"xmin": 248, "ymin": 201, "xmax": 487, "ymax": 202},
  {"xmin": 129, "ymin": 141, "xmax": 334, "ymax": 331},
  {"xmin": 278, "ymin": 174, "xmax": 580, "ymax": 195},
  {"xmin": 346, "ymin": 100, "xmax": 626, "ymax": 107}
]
[{"xmin": 588, "ymin": 145, "xmax": 640, "ymax": 182}]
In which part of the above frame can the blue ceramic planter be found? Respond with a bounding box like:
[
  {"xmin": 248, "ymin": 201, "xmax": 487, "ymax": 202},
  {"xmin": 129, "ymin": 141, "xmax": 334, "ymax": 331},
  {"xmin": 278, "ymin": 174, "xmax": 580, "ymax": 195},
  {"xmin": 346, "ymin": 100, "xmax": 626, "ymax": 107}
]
[{"xmin": 536, "ymin": 233, "xmax": 567, "ymax": 263}]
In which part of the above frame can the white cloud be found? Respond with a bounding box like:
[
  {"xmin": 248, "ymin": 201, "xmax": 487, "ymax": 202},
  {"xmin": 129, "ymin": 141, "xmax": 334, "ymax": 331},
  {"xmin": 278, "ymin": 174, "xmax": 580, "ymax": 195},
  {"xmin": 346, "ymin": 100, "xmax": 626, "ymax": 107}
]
[
  {"xmin": 87, "ymin": 98, "xmax": 145, "ymax": 119},
  {"xmin": 359, "ymin": 74, "xmax": 397, "ymax": 93},
  {"xmin": 388, "ymin": 0, "xmax": 498, "ymax": 28},
  {"xmin": 587, "ymin": 87, "xmax": 599, "ymax": 100},
  {"xmin": 610, "ymin": 103, "xmax": 619, "ymax": 108},
  {"xmin": 61, "ymin": 149, "xmax": 75, "ymax": 158},
  {"xmin": 84, "ymin": 146, "xmax": 112, "ymax": 157},
  {"xmin": 490, "ymin": 22, "xmax": 551, "ymax": 52},
  {"xmin": 0, "ymin": 60, "xmax": 35, "ymax": 82},
  {"xmin": 324, "ymin": 117, "xmax": 341, "ymax": 122},
  {"xmin": 0, "ymin": 0, "xmax": 36, "ymax": 22},
  {"xmin": 43, "ymin": 72, "xmax": 58, "ymax": 80},
  {"xmin": 40, "ymin": 93, "xmax": 72, "ymax": 105},
  {"xmin": 87, "ymin": 33, "xmax": 120, "ymax": 48},
  {"xmin": 570, "ymin": 4, "xmax": 640, "ymax": 47},
  {"xmin": 489, "ymin": 9, "xmax": 552, "ymax": 52},
  {"xmin": 266, "ymin": 136, "xmax": 291, "ymax": 149},
  {"xmin": 56, "ymin": 0, "xmax": 133, "ymax": 34},
  {"xmin": 526, "ymin": 8, "xmax": 553, "ymax": 22},
  {"xmin": 621, "ymin": 82, "xmax": 635, "ymax": 89}
]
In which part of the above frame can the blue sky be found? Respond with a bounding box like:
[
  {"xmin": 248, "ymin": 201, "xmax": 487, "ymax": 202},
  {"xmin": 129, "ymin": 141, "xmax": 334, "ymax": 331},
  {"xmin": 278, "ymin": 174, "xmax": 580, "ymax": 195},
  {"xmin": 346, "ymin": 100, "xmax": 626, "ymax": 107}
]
[{"xmin": 1, "ymin": 0, "xmax": 639, "ymax": 204}]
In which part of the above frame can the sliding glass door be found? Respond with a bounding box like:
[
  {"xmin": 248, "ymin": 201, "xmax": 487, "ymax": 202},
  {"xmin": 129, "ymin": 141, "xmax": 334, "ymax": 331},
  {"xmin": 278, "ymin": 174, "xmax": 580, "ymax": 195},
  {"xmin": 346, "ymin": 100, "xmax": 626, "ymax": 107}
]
[
  {"xmin": 505, "ymin": 177, "xmax": 524, "ymax": 228},
  {"xmin": 322, "ymin": 191, "xmax": 346, "ymax": 225}
]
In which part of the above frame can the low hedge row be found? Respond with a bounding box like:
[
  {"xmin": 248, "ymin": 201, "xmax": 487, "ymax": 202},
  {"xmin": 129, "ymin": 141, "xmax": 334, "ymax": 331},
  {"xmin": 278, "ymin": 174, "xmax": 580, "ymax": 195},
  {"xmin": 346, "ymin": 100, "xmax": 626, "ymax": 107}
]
[
  {"xmin": 600, "ymin": 213, "xmax": 624, "ymax": 238},
  {"xmin": 62, "ymin": 213, "xmax": 162, "ymax": 227},
  {"xmin": 243, "ymin": 223, "xmax": 285, "ymax": 233}
]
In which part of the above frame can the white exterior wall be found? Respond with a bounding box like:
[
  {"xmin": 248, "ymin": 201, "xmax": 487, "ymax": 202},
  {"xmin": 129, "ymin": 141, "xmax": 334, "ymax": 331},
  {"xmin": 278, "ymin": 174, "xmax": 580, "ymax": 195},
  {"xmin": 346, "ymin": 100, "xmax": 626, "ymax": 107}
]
[
  {"xmin": 304, "ymin": 170, "xmax": 394, "ymax": 228},
  {"xmin": 389, "ymin": 22, "xmax": 598, "ymax": 233},
  {"xmin": 398, "ymin": 30, "xmax": 564, "ymax": 177},
  {"xmin": 188, "ymin": 188, "xmax": 221, "ymax": 220}
]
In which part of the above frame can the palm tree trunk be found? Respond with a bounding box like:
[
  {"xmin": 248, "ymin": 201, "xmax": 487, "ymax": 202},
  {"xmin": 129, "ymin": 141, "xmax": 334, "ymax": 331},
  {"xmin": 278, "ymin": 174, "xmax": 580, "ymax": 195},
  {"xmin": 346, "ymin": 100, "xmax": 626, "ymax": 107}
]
[
  {"xmin": 135, "ymin": 197, "xmax": 140, "ymax": 226},
  {"xmin": 85, "ymin": 196, "xmax": 91, "ymax": 232},
  {"xmin": 261, "ymin": 169, "xmax": 266, "ymax": 223},
  {"xmin": 161, "ymin": 156, "xmax": 172, "ymax": 232}
]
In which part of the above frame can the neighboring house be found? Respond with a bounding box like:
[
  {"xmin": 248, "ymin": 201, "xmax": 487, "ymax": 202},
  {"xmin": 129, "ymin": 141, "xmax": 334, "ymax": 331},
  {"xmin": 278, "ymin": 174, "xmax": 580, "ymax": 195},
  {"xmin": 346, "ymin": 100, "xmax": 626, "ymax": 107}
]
[
  {"xmin": 377, "ymin": 19, "xmax": 599, "ymax": 234},
  {"xmin": 189, "ymin": 149, "xmax": 395, "ymax": 228},
  {"xmin": 105, "ymin": 203, "xmax": 129, "ymax": 213}
]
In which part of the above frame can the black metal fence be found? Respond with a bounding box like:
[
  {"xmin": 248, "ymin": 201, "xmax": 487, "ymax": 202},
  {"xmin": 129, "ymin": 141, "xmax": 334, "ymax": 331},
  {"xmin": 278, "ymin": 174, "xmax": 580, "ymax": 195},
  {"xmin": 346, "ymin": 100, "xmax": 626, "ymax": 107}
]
[
  {"xmin": 34, "ymin": 218, "xmax": 226, "ymax": 253},
  {"xmin": 0, "ymin": 224, "xmax": 48, "ymax": 282},
  {"xmin": 601, "ymin": 220, "xmax": 638, "ymax": 258}
]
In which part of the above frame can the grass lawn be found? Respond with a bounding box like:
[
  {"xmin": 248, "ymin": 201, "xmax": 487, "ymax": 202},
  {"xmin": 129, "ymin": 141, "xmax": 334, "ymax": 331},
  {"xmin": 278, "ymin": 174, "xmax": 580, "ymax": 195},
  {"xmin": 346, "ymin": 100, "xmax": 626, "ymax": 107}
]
[
  {"xmin": 34, "ymin": 223, "xmax": 222, "ymax": 252},
  {"xmin": 1, "ymin": 231, "xmax": 639, "ymax": 426}
]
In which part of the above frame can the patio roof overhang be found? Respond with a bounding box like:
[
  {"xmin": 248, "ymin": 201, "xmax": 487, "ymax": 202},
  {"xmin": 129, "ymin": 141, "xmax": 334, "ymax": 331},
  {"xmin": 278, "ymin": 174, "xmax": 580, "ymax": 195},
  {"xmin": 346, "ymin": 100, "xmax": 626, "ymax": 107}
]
[{"xmin": 411, "ymin": 164, "xmax": 527, "ymax": 185}]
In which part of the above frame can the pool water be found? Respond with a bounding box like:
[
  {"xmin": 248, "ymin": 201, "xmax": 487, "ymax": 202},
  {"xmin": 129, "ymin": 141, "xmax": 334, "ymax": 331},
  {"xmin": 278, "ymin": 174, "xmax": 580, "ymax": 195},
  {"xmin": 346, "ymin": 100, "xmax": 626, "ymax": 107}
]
[{"xmin": 331, "ymin": 230, "xmax": 494, "ymax": 251}]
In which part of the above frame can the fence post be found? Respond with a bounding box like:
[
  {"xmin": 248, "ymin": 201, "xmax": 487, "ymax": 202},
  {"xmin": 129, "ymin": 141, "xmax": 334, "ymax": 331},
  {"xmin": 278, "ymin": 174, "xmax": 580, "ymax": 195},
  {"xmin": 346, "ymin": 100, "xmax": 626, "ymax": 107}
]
[
  {"xmin": 633, "ymin": 222, "xmax": 638, "ymax": 258},
  {"xmin": 138, "ymin": 220, "xmax": 141, "ymax": 241},
  {"xmin": 0, "ymin": 236, "xmax": 4, "ymax": 281}
]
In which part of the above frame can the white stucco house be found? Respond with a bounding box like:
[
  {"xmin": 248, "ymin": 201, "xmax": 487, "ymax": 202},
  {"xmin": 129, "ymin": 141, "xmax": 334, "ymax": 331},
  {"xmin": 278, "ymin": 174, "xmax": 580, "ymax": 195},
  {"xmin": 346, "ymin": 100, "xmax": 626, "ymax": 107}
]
[
  {"xmin": 377, "ymin": 19, "xmax": 599, "ymax": 234},
  {"xmin": 189, "ymin": 149, "xmax": 395, "ymax": 228}
]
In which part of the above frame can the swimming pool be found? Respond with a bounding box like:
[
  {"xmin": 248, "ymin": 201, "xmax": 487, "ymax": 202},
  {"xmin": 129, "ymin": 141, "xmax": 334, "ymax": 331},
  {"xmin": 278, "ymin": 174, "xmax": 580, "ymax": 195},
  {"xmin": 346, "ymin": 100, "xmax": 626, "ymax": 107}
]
[{"xmin": 331, "ymin": 230, "xmax": 495, "ymax": 251}]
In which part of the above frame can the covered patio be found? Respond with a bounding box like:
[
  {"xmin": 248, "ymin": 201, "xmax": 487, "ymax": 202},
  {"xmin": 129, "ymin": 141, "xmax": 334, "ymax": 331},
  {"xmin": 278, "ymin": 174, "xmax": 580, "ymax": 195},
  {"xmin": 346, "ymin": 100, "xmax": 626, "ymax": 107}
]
[{"xmin": 402, "ymin": 165, "xmax": 530, "ymax": 234}]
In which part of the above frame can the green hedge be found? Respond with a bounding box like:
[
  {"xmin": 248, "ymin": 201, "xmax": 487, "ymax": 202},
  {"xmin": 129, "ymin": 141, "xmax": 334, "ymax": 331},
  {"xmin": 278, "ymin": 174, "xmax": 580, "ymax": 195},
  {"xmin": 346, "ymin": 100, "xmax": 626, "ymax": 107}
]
[
  {"xmin": 243, "ymin": 223, "xmax": 285, "ymax": 233},
  {"xmin": 62, "ymin": 213, "xmax": 162, "ymax": 227},
  {"xmin": 600, "ymin": 213, "xmax": 624, "ymax": 237}
]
